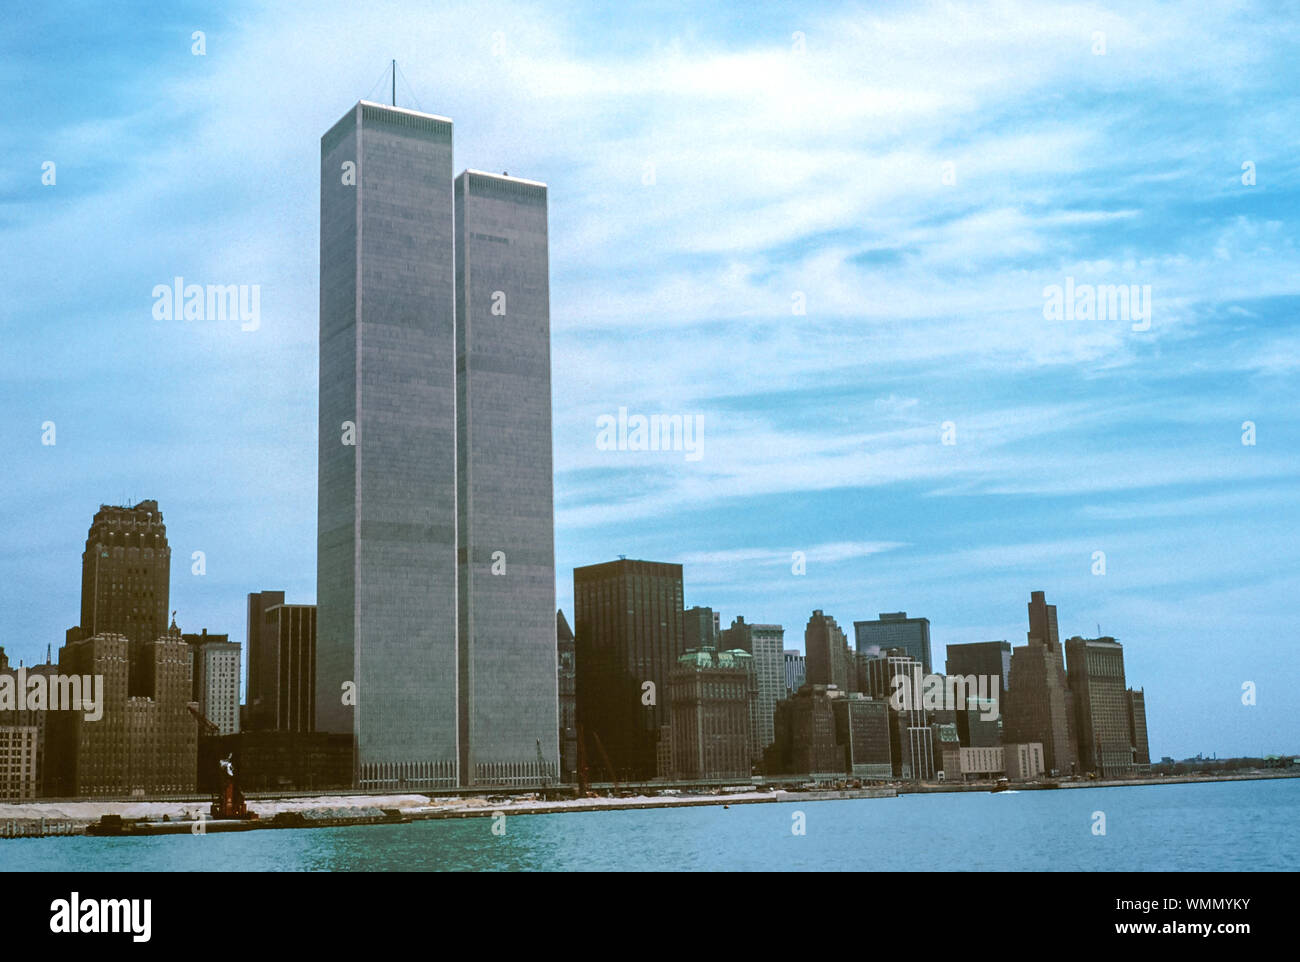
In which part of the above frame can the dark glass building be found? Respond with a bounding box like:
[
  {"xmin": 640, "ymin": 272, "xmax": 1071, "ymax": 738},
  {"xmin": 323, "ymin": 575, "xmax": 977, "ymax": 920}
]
[
  {"xmin": 854, "ymin": 611, "xmax": 932, "ymax": 675},
  {"xmin": 573, "ymin": 559, "xmax": 684, "ymax": 781},
  {"xmin": 946, "ymin": 640, "xmax": 1011, "ymax": 747}
]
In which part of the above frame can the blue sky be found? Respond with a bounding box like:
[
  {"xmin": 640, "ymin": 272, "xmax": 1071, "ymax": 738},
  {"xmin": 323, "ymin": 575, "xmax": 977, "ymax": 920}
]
[{"xmin": 2, "ymin": 1, "xmax": 1297, "ymax": 761}]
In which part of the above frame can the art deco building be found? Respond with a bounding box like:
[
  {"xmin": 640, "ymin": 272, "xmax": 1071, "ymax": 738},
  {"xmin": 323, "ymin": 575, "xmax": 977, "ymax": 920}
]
[
  {"xmin": 805, "ymin": 610, "xmax": 854, "ymax": 691},
  {"xmin": 1003, "ymin": 591, "xmax": 1077, "ymax": 776},
  {"xmin": 53, "ymin": 626, "xmax": 195, "ymax": 796},
  {"xmin": 68, "ymin": 500, "xmax": 170, "ymax": 697}
]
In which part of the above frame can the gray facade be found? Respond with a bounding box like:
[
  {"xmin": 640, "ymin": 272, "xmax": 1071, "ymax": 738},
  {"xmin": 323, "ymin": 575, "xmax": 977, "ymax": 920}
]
[
  {"xmin": 317, "ymin": 102, "xmax": 460, "ymax": 789},
  {"xmin": 723, "ymin": 617, "xmax": 784, "ymax": 761},
  {"xmin": 454, "ymin": 169, "xmax": 558, "ymax": 786}
]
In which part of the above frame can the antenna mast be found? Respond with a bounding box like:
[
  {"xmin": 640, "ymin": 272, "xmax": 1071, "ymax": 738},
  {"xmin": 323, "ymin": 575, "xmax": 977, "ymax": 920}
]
[{"xmin": 392, "ymin": 59, "xmax": 396, "ymax": 106}]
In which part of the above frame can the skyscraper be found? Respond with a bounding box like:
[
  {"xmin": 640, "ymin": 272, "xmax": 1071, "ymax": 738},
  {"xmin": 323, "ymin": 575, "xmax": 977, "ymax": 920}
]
[
  {"xmin": 247, "ymin": 595, "xmax": 316, "ymax": 733},
  {"xmin": 783, "ymin": 649, "xmax": 806, "ymax": 697},
  {"xmin": 684, "ymin": 606, "xmax": 718, "ymax": 649},
  {"xmin": 1126, "ymin": 688, "xmax": 1151, "ymax": 770},
  {"xmin": 246, "ymin": 590, "xmax": 285, "ymax": 730},
  {"xmin": 945, "ymin": 640, "xmax": 1011, "ymax": 747},
  {"xmin": 454, "ymin": 169, "xmax": 558, "ymax": 786},
  {"xmin": 557, "ymin": 611, "xmax": 577, "ymax": 782},
  {"xmin": 805, "ymin": 610, "xmax": 853, "ymax": 690},
  {"xmin": 722, "ymin": 617, "xmax": 784, "ymax": 762},
  {"xmin": 1003, "ymin": 591, "xmax": 1077, "ymax": 777},
  {"xmin": 69, "ymin": 500, "xmax": 170, "ymax": 697},
  {"xmin": 1065, "ymin": 635, "xmax": 1136, "ymax": 776},
  {"xmin": 863, "ymin": 650, "xmax": 934, "ymax": 779},
  {"xmin": 573, "ymin": 559, "xmax": 684, "ymax": 780},
  {"xmin": 317, "ymin": 101, "xmax": 459, "ymax": 788},
  {"xmin": 182, "ymin": 629, "xmax": 241, "ymax": 735},
  {"xmin": 854, "ymin": 612, "xmax": 932, "ymax": 675}
]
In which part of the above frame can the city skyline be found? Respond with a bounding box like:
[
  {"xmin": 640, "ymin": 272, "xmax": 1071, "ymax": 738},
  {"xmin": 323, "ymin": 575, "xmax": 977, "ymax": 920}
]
[{"xmin": 3, "ymin": 0, "xmax": 1298, "ymax": 764}]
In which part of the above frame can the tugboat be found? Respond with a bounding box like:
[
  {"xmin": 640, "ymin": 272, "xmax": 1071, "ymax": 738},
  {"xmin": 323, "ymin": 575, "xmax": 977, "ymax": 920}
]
[
  {"xmin": 212, "ymin": 753, "xmax": 258, "ymax": 820},
  {"xmin": 990, "ymin": 777, "xmax": 1012, "ymax": 793}
]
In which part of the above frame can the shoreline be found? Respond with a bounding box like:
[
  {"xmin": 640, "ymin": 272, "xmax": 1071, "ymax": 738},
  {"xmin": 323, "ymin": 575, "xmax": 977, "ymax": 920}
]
[{"xmin": 3, "ymin": 770, "xmax": 1295, "ymax": 839}]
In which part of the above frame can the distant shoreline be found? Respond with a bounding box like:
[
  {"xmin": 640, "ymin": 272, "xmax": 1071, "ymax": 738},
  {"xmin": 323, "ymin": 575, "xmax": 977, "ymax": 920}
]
[{"xmin": 3, "ymin": 770, "xmax": 1295, "ymax": 839}]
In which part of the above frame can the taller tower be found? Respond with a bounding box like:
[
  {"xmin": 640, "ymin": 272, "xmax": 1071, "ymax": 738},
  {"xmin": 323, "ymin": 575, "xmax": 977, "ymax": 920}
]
[
  {"xmin": 317, "ymin": 101, "xmax": 459, "ymax": 789},
  {"xmin": 453, "ymin": 169, "xmax": 558, "ymax": 786}
]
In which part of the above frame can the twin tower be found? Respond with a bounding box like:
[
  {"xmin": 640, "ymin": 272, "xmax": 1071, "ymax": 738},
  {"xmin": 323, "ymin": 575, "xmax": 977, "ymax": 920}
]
[{"xmin": 316, "ymin": 101, "xmax": 558, "ymax": 789}]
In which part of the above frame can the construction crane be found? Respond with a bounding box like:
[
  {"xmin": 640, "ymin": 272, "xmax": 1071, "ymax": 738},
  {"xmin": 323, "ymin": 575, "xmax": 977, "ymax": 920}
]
[{"xmin": 186, "ymin": 702, "xmax": 219, "ymax": 736}]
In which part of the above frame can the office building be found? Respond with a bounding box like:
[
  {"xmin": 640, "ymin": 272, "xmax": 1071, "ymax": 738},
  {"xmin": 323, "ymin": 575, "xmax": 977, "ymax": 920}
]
[
  {"xmin": 318, "ymin": 100, "xmax": 460, "ymax": 789},
  {"xmin": 946, "ymin": 640, "xmax": 1012, "ymax": 692},
  {"xmin": 805, "ymin": 610, "xmax": 854, "ymax": 691},
  {"xmin": 1004, "ymin": 742, "xmax": 1046, "ymax": 780},
  {"xmin": 1065, "ymin": 635, "xmax": 1137, "ymax": 777},
  {"xmin": 722, "ymin": 617, "xmax": 784, "ymax": 761},
  {"xmin": 557, "ymin": 610, "xmax": 577, "ymax": 783},
  {"xmin": 668, "ymin": 648, "xmax": 754, "ymax": 780},
  {"xmin": 684, "ymin": 606, "xmax": 718, "ymax": 650},
  {"xmin": 1127, "ymin": 688, "xmax": 1151, "ymax": 770},
  {"xmin": 318, "ymin": 101, "xmax": 558, "ymax": 789},
  {"xmin": 1003, "ymin": 591, "xmax": 1077, "ymax": 776},
  {"xmin": 855, "ymin": 612, "xmax": 932, "ymax": 675},
  {"xmin": 833, "ymin": 695, "xmax": 892, "ymax": 779},
  {"xmin": 946, "ymin": 641, "xmax": 1011, "ymax": 748},
  {"xmin": 0, "ymin": 648, "xmax": 59, "ymax": 797},
  {"xmin": 454, "ymin": 168, "xmax": 558, "ymax": 787},
  {"xmin": 68, "ymin": 500, "xmax": 170, "ymax": 697},
  {"xmin": 783, "ymin": 650, "xmax": 805, "ymax": 697},
  {"xmin": 574, "ymin": 559, "xmax": 684, "ymax": 780},
  {"xmin": 773, "ymin": 684, "xmax": 842, "ymax": 777},
  {"xmin": 246, "ymin": 599, "xmax": 317, "ymax": 733},
  {"xmin": 183, "ymin": 629, "xmax": 240, "ymax": 735},
  {"xmin": 863, "ymin": 650, "xmax": 934, "ymax": 779},
  {"xmin": 53, "ymin": 626, "xmax": 195, "ymax": 796}
]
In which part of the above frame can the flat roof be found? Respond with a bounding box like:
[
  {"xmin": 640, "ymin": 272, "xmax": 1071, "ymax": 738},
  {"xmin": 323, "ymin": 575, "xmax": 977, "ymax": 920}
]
[
  {"xmin": 462, "ymin": 167, "xmax": 547, "ymax": 188},
  {"xmin": 357, "ymin": 99, "xmax": 453, "ymax": 124}
]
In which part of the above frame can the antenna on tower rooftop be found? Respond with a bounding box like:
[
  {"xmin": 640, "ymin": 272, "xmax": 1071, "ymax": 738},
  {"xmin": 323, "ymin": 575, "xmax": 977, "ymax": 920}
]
[{"xmin": 392, "ymin": 59, "xmax": 396, "ymax": 106}]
